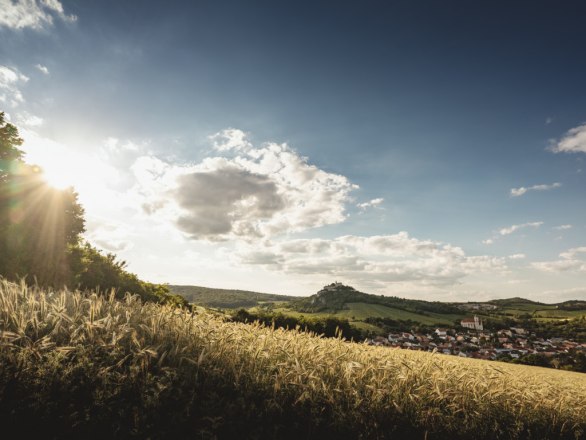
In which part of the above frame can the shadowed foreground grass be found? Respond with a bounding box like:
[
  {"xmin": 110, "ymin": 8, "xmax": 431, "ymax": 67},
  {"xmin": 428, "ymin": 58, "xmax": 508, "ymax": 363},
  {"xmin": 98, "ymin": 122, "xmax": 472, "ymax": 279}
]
[{"xmin": 0, "ymin": 281, "xmax": 585, "ymax": 439}]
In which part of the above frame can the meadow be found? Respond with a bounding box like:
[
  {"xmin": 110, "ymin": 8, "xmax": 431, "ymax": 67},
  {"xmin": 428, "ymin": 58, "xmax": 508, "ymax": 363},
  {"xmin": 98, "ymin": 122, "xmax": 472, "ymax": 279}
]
[{"xmin": 1, "ymin": 280, "xmax": 585, "ymax": 439}]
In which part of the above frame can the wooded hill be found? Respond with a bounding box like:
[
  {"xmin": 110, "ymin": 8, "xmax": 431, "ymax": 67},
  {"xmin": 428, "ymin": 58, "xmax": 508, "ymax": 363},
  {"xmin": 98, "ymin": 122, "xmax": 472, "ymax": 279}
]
[
  {"xmin": 288, "ymin": 283, "xmax": 462, "ymax": 315},
  {"xmin": 169, "ymin": 285, "xmax": 295, "ymax": 308}
]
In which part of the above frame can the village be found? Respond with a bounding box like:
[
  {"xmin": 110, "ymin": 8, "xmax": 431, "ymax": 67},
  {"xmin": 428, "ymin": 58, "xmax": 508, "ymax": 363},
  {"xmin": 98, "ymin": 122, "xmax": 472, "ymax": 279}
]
[{"xmin": 367, "ymin": 315, "xmax": 586, "ymax": 369}]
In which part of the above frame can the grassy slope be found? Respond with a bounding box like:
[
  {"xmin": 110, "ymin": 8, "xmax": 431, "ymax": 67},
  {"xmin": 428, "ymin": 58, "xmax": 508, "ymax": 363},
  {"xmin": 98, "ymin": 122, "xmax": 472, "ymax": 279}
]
[
  {"xmin": 336, "ymin": 303, "xmax": 464, "ymax": 325},
  {"xmin": 275, "ymin": 286, "xmax": 467, "ymax": 330},
  {"xmin": 1, "ymin": 281, "xmax": 585, "ymax": 439},
  {"xmin": 169, "ymin": 284, "xmax": 295, "ymax": 308},
  {"xmin": 499, "ymin": 306, "xmax": 586, "ymax": 319},
  {"xmin": 486, "ymin": 298, "xmax": 586, "ymax": 320},
  {"xmin": 270, "ymin": 303, "xmax": 461, "ymax": 327}
]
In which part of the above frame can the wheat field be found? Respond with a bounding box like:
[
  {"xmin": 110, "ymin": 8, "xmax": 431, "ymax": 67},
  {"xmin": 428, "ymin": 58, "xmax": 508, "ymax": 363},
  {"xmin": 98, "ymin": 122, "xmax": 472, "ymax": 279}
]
[{"xmin": 0, "ymin": 280, "xmax": 585, "ymax": 439}]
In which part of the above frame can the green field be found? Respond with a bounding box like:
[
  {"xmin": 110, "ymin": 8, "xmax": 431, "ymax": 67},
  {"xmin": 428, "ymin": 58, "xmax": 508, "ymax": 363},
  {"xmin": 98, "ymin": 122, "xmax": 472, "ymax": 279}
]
[
  {"xmin": 498, "ymin": 306, "xmax": 586, "ymax": 320},
  {"xmin": 336, "ymin": 302, "xmax": 463, "ymax": 324},
  {"xmin": 271, "ymin": 302, "xmax": 460, "ymax": 327},
  {"xmin": 265, "ymin": 302, "xmax": 464, "ymax": 335}
]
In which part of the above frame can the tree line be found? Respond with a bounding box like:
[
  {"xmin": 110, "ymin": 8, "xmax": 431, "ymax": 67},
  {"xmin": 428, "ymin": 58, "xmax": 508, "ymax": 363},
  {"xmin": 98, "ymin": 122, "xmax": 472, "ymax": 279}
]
[
  {"xmin": 0, "ymin": 112, "xmax": 186, "ymax": 307},
  {"xmin": 231, "ymin": 309, "xmax": 367, "ymax": 341}
]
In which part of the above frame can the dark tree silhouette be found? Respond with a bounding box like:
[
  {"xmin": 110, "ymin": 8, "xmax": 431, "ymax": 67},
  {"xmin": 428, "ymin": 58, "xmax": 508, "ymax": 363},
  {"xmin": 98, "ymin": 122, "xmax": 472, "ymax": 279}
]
[{"xmin": 0, "ymin": 111, "xmax": 86, "ymax": 286}]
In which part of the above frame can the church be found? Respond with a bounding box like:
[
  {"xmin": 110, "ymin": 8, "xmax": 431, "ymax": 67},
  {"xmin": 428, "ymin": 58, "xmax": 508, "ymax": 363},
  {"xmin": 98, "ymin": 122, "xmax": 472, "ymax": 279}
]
[{"xmin": 460, "ymin": 315, "xmax": 483, "ymax": 331}]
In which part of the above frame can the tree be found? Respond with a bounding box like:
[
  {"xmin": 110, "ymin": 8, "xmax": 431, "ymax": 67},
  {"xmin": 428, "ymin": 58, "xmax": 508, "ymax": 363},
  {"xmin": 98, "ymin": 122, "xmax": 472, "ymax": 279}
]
[
  {"xmin": 0, "ymin": 111, "xmax": 24, "ymax": 177},
  {"xmin": 0, "ymin": 111, "xmax": 85, "ymax": 287}
]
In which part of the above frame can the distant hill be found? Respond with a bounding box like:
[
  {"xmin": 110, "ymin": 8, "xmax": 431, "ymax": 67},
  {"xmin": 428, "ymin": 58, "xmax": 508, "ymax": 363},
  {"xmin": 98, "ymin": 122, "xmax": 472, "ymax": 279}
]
[
  {"xmin": 169, "ymin": 285, "xmax": 296, "ymax": 309},
  {"xmin": 170, "ymin": 283, "xmax": 586, "ymax": 330},
  {"xmin": 488, "ymin": 297, "xmax": 546, "ymax": 306},
  {"xmin": 289, "ymin": 282, "xmax": 462, "ymax": 315},
  {"xmin": 557, "ymin": 300, "xmax": 586, "ymax": 311}
]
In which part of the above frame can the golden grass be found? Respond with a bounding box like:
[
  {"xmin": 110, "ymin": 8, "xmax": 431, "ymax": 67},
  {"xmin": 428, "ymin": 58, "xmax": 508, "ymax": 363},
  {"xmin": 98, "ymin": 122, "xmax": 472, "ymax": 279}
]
[{"xmin": 1, "ymin": 280, "xmax": 585, "ymax": 439}]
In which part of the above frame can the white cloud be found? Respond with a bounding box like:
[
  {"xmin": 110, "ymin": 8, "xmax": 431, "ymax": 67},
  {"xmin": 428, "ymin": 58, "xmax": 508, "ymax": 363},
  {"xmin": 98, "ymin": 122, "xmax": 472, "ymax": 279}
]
[
  {"xmin": 532, "ymin": 260, "xmax": 586, "ymax": 272},
  {"xmin": 0, "ymin": 65, "xmax": 29, "ymax": 106},
  {"xmin": 510, "ymin": 182, "xmax": 561, "ymax": 197},
  {"xmin": 16, "ymin": 110, "xmax": 43, "ymax": 126},
  {"xmin": 483, "ymin": 221, "xmax": 543, "ymax": 244},
  {"xmin": 210, "ymin": 128, "xmax": 252, "ymax": 152},
  {"xmin": 34, "ymin": 64, "xmax": 49, "ymax": 75},
  {"xmin": 357, "ymin": 197, "xmax": 384, "ymax": 210},
  {"xmin": 101, "ymin": 137, "xmax": 142, "ymax": 156},
  {"xmin": 508, "ymin": 253, "xmax": 526, "ymax": 260},
  {"xmin": 84, "ymin": 217, "xmax": 135, "ymax": 253},
  {"xmin": 133, "ymin": 131, "xmax": 357, "ymax": 240},
  {"xmin": 537, "ymin": 287, "xmax": 586, "ymax": 302},
  {"xmin": 532, "ymin": 246, "xmax": 586, "ymax": 273},
  {"xmin": 549, "ymin": 123, "xmax": 586, "ymax": 154},
  {"xmin": 234, "ymin": 232, "xmax": 508, "ymax": 287},
  {"xmin": 553, "ymin": 224, "xmax": 572, "ymax": 231},
  {"xmin": 0, "ymin": 0, "xmax": 76, "ymax": 30},
  {"xmin": 499, "ymin": 221, "xmax": 543, "ymax": 236},
  {"xmin": 559, "ymin": 247, "xmax": 586, "ymax": 260}
]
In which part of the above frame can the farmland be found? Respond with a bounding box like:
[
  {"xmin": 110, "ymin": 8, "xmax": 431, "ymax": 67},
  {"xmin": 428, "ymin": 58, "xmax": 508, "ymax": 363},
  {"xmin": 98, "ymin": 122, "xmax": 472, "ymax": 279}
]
[{"xmin": 1, "ymin": 281, "xmax": 585, "ymax": 439}]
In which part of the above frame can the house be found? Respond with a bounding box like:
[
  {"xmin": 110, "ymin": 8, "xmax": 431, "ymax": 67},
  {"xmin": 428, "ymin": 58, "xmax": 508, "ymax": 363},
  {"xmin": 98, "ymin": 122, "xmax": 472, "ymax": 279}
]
[
  {"xmin": 435, "ymin": 328, "xmax": 448, "ymax": 337},
  {"xmin": 372, "ymin": 336, "xmax": 389, "ymax": 346},
  {"xmin": 460, "ymin": 315, "xmax": 483, "ymax": 331},
  {"xmin": 511, "ymin": 327, "xmax": 527, "ymax": 335},
  {"xmin": 388, "ymin": 333, "xmax": 401, "ymax": 342}
]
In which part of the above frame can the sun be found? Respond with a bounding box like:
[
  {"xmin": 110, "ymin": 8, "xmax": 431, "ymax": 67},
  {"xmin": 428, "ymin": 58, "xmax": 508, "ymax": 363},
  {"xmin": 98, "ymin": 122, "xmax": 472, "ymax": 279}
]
[
  {"xmin": 21, "ymin": 133, "xmax": 124, "ymax": 214},
  {"xmin": 42, "ymin": 161, "xmax": 77, "ymax": 190},
  {"xmin": 37, "ymin": 150, "xmax": 99, "ymax": 191}
]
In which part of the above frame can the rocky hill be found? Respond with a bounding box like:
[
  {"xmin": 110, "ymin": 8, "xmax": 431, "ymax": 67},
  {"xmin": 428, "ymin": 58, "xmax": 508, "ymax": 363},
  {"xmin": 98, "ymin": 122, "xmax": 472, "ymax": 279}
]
[{"xmin": 289, "ymin": 282, "xmax": 462, "ymax": 315}]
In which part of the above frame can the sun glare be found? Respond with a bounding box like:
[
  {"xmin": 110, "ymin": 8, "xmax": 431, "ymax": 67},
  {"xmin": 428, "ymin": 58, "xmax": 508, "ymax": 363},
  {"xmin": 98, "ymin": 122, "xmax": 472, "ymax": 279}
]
[
  {"xmin": 24, "ymin": 138, "xmax": 120, "ymax": 212},
  {"xmin": 37, "ymin": 150, "xmax": 101, "ymax": 191},
  {"xmin": 42, "ymin": 162, "xmax": 76, "ymax": 190}
]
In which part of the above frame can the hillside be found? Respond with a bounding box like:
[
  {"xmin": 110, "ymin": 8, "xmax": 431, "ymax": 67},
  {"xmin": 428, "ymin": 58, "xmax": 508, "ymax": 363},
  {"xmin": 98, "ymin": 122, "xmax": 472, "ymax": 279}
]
[
  {"xmin": 169, "ymin": 284, "xmax": 295, "ymax": 308},
  {"xmin": 488, "ymin": 297, "xmax": 546, "ymax": 306},
  {"xmin": 169, "ymin": 282, "xmax": 586, "ymax": 340},
  {"xmin": 1, "ymin": 281, "xmax": 585, "ymax": 439},
  {"xmin": 289, "ymin": 282, "xmax": 463, "ymax": 315}
]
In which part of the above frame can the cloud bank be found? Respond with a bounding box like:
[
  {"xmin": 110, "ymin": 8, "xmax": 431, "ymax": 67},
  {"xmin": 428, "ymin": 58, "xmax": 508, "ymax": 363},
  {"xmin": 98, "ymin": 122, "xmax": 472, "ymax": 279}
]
[
  {"xmin": 133, "ymin": 129, "xmax": 357, "ymax": 240},
  {"xmin": 0, "ymin": 65, "xmax": 28, "ymax": 106},
  {"xmin": 0, "ymin": 0, "xmax": 76, "ymax": 30},
  {"xmin": 532, "ymin": 247, "xmax": 586, "ymax": 273},
  {"xmin": 234, "ymin": 232, "xmax": 507, "ymax": 288}
]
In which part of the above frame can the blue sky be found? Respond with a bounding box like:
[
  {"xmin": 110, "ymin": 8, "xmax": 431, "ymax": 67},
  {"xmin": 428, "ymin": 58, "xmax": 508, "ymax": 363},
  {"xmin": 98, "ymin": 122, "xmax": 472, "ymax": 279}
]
[{"xmin": 1, "ymin": 0, "xmax": 585, "ymax": 300}]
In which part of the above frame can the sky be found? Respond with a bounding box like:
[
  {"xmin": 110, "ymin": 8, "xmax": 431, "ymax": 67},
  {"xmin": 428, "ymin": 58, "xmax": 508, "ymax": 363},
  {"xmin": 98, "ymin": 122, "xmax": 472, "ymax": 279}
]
[{"xmin": 1, "ymin": 0, "xmax": 585, "ymax": 301}]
